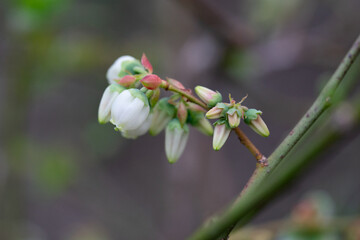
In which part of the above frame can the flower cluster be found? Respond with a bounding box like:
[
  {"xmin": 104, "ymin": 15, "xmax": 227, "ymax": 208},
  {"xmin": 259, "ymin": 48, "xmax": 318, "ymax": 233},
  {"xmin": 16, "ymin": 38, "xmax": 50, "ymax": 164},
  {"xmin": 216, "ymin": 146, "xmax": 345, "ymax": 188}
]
[
  {"xmin": 195, "ymin": 86, "xmax": 269, "ymax": 151},
  {"xmin": 98, "ymin": 54, "xmax": 213, "ymax": 163},
  {"xmin": 98, "ymin": 54, "xmax": 269, "ymax": 163},
  {"xmin": 98, "ymin": 55, "xmax": 158, "ymax": 138}
]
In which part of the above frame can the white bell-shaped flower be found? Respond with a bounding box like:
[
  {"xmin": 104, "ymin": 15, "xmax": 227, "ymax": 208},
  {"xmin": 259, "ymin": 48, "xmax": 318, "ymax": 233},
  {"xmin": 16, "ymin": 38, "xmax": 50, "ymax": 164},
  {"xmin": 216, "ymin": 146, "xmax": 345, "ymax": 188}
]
[
  {"xmin": 121, "ymin": 113, "xmax": 153, "ymax": 139},
  {"xmin": 111, "ymin": 89, "xmax": 150, "ymax": 131},
  {"xmin": 106, "ymin": 55, "xmax": 135, "ymax": 84},
  {"xmin": 98, "ymin": 84, "xmax": 125, "ymax": 124},
  {"xmin": 165, "ymin": 119, "xmax": 189, "ymax": 163}
]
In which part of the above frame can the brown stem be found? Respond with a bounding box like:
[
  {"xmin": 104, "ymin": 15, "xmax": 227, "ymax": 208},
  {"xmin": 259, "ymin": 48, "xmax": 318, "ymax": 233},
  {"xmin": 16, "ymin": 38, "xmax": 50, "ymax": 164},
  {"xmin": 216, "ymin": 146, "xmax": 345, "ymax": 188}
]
[
  {"xmin": 161, "ymin": 80, "xmax": 209, "ymax": 110},
  {"xmin": 233, "ymin": 127, "xmax": 267, "ymax": 166},
  {"xmin": 161, "ymin": 80, "xmax": 266, "ymax": 163}
]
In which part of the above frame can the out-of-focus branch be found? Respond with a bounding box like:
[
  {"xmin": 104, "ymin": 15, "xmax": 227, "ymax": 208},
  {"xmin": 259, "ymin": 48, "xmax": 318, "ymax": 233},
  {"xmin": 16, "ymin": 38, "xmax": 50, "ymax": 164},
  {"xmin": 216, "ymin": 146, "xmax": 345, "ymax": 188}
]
[
  {"xmin": 176, "ymin": 0, "xmax": 254, "ymax": 48},
  {"xmin": 188, "ymin": 33, "xmax": 360, "ymax": 240}
]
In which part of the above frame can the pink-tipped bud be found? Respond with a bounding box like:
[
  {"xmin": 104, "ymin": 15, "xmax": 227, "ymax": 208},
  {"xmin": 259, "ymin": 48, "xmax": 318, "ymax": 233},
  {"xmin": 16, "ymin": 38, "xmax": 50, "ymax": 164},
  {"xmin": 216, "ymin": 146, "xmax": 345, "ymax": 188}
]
[
  {"xmin": 249, "ymin": 116, "xmax": 270, "ymax": 137},
  {"xmin": 117, "ymin": 75, "xmax": 136, "ymax": 87},
  {"xmin": 227, "ymin": 108, "xmax": 241, "ymax": 128},
  {"xmin": 206, "ymin": 106, "xmax": 223, "ymax": 119},
  {"xmin": 177, "ymin": 101, "xmax": 188, "ymax": 126},
  {"xmin": 244, "ymin": 109, "xmax": 269, "ymax": 137},
  {"xmin": 167, "ymin": 78, "xmax": 185, "ymax": 89},
  {"xmin": 228, "ymin": 113, "xmax": 240, "ymax": 128},
  {"xmin": 195, "ymin": 86, "xmax": 222, "ymax": 107},
  {"xmin": 141, "ymin": 53, "xmax": 153, "ymax": 74},
  {"xmin": 141, "ymin": 74, "xmax": 162, "ymax": 90},
  {"xmin": 213, "ymin": 123, "xmax": 231, "ymax": 151}
]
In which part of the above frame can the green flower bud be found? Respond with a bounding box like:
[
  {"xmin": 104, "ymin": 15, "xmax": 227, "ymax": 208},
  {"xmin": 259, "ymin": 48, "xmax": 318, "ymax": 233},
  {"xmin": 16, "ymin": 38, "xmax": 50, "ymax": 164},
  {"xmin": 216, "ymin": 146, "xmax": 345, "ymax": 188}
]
[
  {"xmin": 213, "ymin": 122, "xmax": 231, "ymax": 151},
  {"xmin": 165, "ymin": 119, "xmax": 189, "ymax": 163},
  {"xmin": 149, "ymin": 98, "xmax": 176, "ymax": 136},
  {"xmin": 244, "ymin": 109, "xmax": 269, "ymax": 137},
  {"xmin": 226, "ymin": 108, "xmax": 241, "ymax": 128}
]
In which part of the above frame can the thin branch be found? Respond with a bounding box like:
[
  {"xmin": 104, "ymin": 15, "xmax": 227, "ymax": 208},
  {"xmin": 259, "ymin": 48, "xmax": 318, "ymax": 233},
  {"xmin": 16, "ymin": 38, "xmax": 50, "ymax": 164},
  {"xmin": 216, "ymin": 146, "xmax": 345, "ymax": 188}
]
[
  {"xmin": 188, "ymin": 33, "xmax": 360, "ymax": 240},
  {"xmin": 233, "ymin": 127, "xmax": 266, "ymax": 164},
  {"xmin": 160, "ymin": 80, "xmax": 266, "ymax": 162}
]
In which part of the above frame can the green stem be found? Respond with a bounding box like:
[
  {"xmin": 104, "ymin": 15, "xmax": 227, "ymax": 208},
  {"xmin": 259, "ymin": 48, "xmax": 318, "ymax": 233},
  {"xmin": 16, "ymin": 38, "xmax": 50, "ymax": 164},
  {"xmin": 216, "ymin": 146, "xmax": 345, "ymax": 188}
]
[{"xmin": 188, "ymin": 33, "xmax": 360, "ymax": 240}]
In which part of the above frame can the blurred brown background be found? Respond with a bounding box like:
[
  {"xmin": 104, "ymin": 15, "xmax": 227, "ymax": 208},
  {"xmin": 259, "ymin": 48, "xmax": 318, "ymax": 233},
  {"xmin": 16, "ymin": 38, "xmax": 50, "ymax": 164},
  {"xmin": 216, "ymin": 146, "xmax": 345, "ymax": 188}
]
[{"xmin": 1, "ymin": 0, "xmax": 360, "ymax": 239}]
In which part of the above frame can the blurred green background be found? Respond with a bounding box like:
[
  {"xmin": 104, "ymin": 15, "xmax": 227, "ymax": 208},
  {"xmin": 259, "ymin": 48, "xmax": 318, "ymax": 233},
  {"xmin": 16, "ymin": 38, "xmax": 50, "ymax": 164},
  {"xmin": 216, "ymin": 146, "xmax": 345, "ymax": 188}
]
[{"xmin": 1, "ymin": 0, "xmax": 360, "ymax": 239}]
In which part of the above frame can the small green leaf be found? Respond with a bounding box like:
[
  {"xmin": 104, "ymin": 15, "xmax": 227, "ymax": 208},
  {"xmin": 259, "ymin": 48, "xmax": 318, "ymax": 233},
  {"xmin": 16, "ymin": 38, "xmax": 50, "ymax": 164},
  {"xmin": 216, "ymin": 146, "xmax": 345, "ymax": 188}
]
[
  {"xmin": 216, "ymin": 103, "xmax": 227, "ymax": 109},
  {"xmin": 244, "ymin": 108, "xmax": 262, "ymax": 124},
  {"xmin": 226, "ymin": 108, "xmax": 237, "ymax": 115}
]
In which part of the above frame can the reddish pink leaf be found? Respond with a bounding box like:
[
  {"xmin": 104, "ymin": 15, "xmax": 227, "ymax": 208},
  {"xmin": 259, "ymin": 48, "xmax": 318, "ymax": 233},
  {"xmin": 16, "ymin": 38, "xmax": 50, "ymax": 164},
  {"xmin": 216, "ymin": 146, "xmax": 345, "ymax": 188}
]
[{"xmin": 141, "ymin": 53, "xmax": 153, "ymax": 74}]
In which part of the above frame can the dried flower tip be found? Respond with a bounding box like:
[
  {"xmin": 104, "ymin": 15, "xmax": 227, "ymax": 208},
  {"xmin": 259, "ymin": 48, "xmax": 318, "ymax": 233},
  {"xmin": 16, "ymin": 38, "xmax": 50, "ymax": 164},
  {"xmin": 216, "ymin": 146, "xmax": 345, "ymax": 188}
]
[
  {"xmin": 195, "ymin": 86, "xmax": 222, "ymax": 107},
  {"xmin": 165, "ymin": 119, "xmax": 189, "ymax": 163},
  {"xmin": 98, "ymin": 84, "xmax": 125, "ymax": 124},
  {"xmin": 141, "ymin": 74, "xmax": 162, "ymax": 90},
  {"xmin": 213, "ymin": 123, "xmax": 231, "ymax": 151},
  {"xmin": 141, "ymin": 53, "xmax": 153, "ymax": 74}
]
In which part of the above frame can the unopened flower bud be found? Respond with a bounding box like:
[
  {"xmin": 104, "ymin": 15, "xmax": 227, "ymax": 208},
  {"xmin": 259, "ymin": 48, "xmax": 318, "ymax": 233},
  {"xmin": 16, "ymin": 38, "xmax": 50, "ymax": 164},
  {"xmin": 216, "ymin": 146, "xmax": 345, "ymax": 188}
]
[
  {"xmin": 111, "ymin": 89, "xmax": 150, "ymax": 131},
  {"xmin": 244, "ymin": 109, "xmax": 270, "ymax": 137},
  {"xmin": 98, "ymin": 84, "xmax": 125, "ymax": 124},
  {"xmin": 213, "ymin": 122, "xmax": 231, "ymax": 151},
  {"xmin": 227, "ymin": 108, "xmax": 241, "ymax": 128},
  {"xmin": 165, "ymin": 119, "xmax": 189, "ymax": 163},
  {"xmin": 194, "ymin": 117, "xmax": 213, "ymax": 136},
  {"xmin": 141, "ymin": 53, "xmax": 153, "ymax": 74},
  {"xmin": 117, "ymin": 75, "xmax": 136, "ymax": 87},
  {"xmin": 106, "ymin": 55, "xmax": 145, "ymax": 84},
  {"xmin": 149, "ymin": 98, "xmax": 176, "ymax": 136},
  {"xmin": 141, "ymin": 74, "xmax": 162, "ymax": 90},
  {"xmin": 195, "ymin": 86, "xmax": 222, "ymax": 107},
  {"xmin": 177, "ymin": 101, "xmax": 188, "ymax": 126},
  {"xmin": 206, "ymin": 106, "xmax": 223, "ymax": 119}
]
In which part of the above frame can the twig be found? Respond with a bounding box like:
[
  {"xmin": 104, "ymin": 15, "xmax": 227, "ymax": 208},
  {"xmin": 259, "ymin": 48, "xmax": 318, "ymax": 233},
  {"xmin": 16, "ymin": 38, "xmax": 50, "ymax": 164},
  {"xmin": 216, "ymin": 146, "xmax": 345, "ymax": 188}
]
[
  {"xmin": 160, "ymin": 80, "xmax": 266, "ymax": 162},
  {"xmin": 233, "ymin": 127, "xmax": 266, "ymax": 165},
  {"xmin": 188, "ymin": 33, "xmax": 360, "ymax": 240},
  {"xmin": 228, "ymin": 98, "xmax": 360, "ymax": 237}
]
